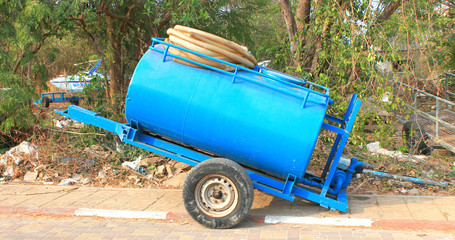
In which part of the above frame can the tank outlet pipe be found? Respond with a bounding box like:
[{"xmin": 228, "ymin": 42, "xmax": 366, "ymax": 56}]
[
  {"xmin": 363, "ymin": 169, "xmax": 448, "ymax": 188},
  {"xmin": 301, "ymin": 176, "xmax": 344, "ymax": 195}
]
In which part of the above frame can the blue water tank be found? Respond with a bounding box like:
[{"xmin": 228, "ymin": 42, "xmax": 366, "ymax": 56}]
[{"xmin": 125, "ymin": 45, "xmax": 331, "ymax": 181}]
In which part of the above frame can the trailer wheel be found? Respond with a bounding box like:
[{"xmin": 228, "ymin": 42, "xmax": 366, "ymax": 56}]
[
  {"xmin": 42, "ymin": 97, "xmax": 50, "ymax": 108},
  {"xmin": 183, "ymin": 158, "xmax": 253, "ymax": 229},
  {"xmin": 402, "ymin": 121, "xmax": 430, "ymax": 154}
]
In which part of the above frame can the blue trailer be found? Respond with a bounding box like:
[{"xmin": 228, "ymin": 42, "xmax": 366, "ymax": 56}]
[
  {"xmin": 34, "ymin": 92, "xmax": 83, "ymax": 108},
  {"xmin": 56, "ymin": 38, "xmax": 367, "ymax": 229}
]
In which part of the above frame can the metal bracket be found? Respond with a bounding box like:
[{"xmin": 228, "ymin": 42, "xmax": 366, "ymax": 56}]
[{"xmin": 283, "ymin": 174, "xmax": 296, "ymax": 196}]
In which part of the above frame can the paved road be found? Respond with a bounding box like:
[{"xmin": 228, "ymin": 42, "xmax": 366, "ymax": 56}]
[{"xmin": 0, "ymin": 214, "xmax": 454, "ymax": 240}]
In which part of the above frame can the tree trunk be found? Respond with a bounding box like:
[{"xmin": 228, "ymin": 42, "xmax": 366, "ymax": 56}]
[
  {"xmin": 106, "ymin": 15, "xmax": 124, "ymax": 105},
  {"xmin": 278, "ymin": 0, "xmax": 298, "ymax": 54},
  {"xmin": 296, "ymin": 0, "xmax": 311, "ymax": 35}
]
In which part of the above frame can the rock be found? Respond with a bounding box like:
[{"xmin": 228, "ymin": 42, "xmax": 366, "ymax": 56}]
[
  {"xmin": 157, "ymin": 165, "xmax": 166, "ymax": 175},
  {"xmin": 81, "ymin": 177, "xmax": 92, "ymax": 184},
  {"xmin": 398, "ymin": 181, "xmax": 413, "ymax": 188},
  {"xmin": 23, "ymin": 171, "xmax": 38, "ymax": 182},
  {"xmin": 53, "ymin": 119, "xmax": 64, "ymax": 128},
  {"xmin": 166, "ymin": 164, "xmax": 174, "ymax": 177},
  {"xmin": 98, "ymin": 171, "xmax": 107, "ymax": 179},
  {"xmin": 43, "ymin": 176, "xmax": 53, "ymax": 182},
  {"xmin": 163, "ymin": 172, "xmax": 188, "ymax": 187},
  {"xmin": 34, "ymin": 165, "xmax": 46, "ymax": 171},
  {"xmin": 53, "ymin": 118, "xmax": 84, "ymax": 129},
  {"xmin": 174, "ymin": 162, "xmax": 191, "ymax": 171},
  {"xmin": 84, "ymin": 145, "xmax": 108, "ymax": 158},
  {"xmin": 146, "ymin": 173, "xmax": 154, "ymax": 180},
  {"xmin": 114, "ymin": 138, "xmax": 124, "ymax": 153},
  {"xmin": 0, "ymin": 141, "xmax": 39, "ymax": 166},
  {"xmin": 128, "ymin": 175, "xmax": 141, "ymax": 184},
  {"xmin": 3, "ymin": 166, "xmax": 14, "ymax": 177},
  {"xmin": 139, "ymin": 157, "xmax": 159, "ymax": 166},
  {"xmin": 15, "ymin": 141, "xmax": 38, "ymax": 155},
  {"xmin": 59, "ymin": 178, "xmax": 78, "ymax": 186},
  {"xmin": 408, "ymin": 188, "xmax": 420, "ymax": 195},
  {"xmin": 72, "ymin": 173, "xmax": 83, "ymax": 181}
]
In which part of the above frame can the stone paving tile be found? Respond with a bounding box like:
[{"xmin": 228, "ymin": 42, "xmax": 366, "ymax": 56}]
[
  {"xmin": 405, "ymin": 197, "xmax": 447, "ymax": 221},
  {"xmin": 40, "ymin": 188, "xmax": 100, "ymax": 208},
  {"xmin": 376, "ymin": 197, "xmax": 413, "ymax": 220},
  {"xmin": 144, "ymin": 191, "xmax": 185, "ymax": 212},
  {"xmin": 348, "ymin": 196, "xmax": 381, "ymax": 219},
  {"xmin": 0, "ymin": 194, "xmax": 37, "ymax": 207},
  {"xmin": 432, "ymin": 198, "xmax": 455, "ymax": 222},
  {"xmin": 15, "ymin": 192, "xmax": 70, "ymax": 208},
  {"xmin": 73, "ymin": 189, "xmax": 121, "ymax": 208}
]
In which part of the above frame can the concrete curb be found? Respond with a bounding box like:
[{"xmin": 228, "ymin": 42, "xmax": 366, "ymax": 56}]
[{"xmin": 1, "ymin": 205, "xmax": 454, "ymax": 231}]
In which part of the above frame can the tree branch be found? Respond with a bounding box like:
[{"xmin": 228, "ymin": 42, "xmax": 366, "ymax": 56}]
[
  {"xmin": 375, "ymin": 0, "xmax": 407, "ymax": 25},
  {"xmin": 119, "ymin": 0, "xmax": 137, "ymax": 32},
  {"xmin": 12, "ymin": 25, "xmax": 58, "ymax": 74}
]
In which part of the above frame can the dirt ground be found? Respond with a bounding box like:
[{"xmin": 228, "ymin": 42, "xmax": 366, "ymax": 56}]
[{"xmin": 1, "ymin": 102, "xmax": 454, "ymax": 197}]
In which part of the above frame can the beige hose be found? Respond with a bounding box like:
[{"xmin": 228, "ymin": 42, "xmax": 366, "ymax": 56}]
[{"xmin": 165, "ymin": 25, "xmax": 257, "ymax": 70}]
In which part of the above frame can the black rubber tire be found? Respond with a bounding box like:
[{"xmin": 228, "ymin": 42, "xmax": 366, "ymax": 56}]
[
  {"xmin": 183, "ymin": 158, "xmax": 254, "ymax": 229},
  {"xmin": 402, "ymin": 121, "xmax": 431, "ymax": 155},
  {"xmin": 42, "ymin": 96, "xmax": 50, "ymax": 108},
  {"xmin": 71, "ymin": 100, "xmax": 80, "ymax": 106}
]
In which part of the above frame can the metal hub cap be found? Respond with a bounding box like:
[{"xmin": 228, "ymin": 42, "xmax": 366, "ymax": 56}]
[{"xmin": 195, "ymin": 174, "xmax": 239, "ymax": 218}]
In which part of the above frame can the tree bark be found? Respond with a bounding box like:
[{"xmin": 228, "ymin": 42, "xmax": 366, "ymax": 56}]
[
  {"xmin": 278, "ymin": 0, "xmax": 298, "ymax": 54},
  {"xmin": 106, "ymin": 14, "xmax": 124, "ymax": 105},
  {"xmin": 296, "ymin": 0, "xmax": 311, "ymax": 33},
  {"xmin": 375, "ymin": 0, "xmax": 407, "ymax": 26}
]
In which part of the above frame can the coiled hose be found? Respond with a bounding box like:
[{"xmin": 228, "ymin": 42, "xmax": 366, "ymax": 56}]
[{"xmin": 165, "ymin": 25, "xmax": 258, "ymax": 71}]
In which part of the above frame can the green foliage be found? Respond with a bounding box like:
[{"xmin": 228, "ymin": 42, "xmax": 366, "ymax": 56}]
[
  {"xmin": 80, "ymin": 75, "xmax": 109, "ymax": 114},
  {"xmin": 268, "ymin": 0, "xmax": 455, "ymax": 148},
  {"xmin": 0, "ymin": 0, "xmax": 79, "ymax": 132}
]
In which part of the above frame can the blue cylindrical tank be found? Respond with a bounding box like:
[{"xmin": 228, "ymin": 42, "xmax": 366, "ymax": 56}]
[{"xmin": 125, "ymin": 45, "xmax": 331, "ymax": 181}]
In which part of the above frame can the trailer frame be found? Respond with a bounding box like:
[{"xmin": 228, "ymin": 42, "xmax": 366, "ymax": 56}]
[
  {"xmin": 34, "ymin": 92, "xmax": 83, "ymax": 108},
  {"xmin": 56, "ymin": 92, "xmax": 361, "ymax": 212}
]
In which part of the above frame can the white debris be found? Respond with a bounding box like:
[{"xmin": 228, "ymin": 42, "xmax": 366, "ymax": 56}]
[
  {"xmin": 3, "ymin": 166, "xmax": 14, "ymax": 177},
  {"xmin": 53, "ymin": 118, "xmax": 84, "ymax": 129},
  {"xmin": 381, "ymin": 92, "xmax": 391, "ymax": 103},
  {"xmin": 59, "ymin": 178, "xmax": 78, "ymax": 186},
  {"xmin": 81, "ymin": 177, "xmax": 92, "ymax": 184},
  {"xmin": 121, "ymin": 156, "xmax": 142, "ymax": 171},
  {"xmin": 72, "ymin": 173, "xmax": 83, "ymax": 181},
  {"xmin": 0, "ymin": 141, "xmax": 38, "ymax": 166},
  {"xmin": 146, "ymin": 173, "xmax": 154, "ymax": 180},
  {"xmin": 23, "ymin": 171, "xmax": 38, "ymax": 182},
  {"xmin": 98, "ymin": 171, "xmax": 107, "ymax": 179},
  {"xmin": 366, "ymin": 141, "xmax": 427, "ymax": 161}
]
